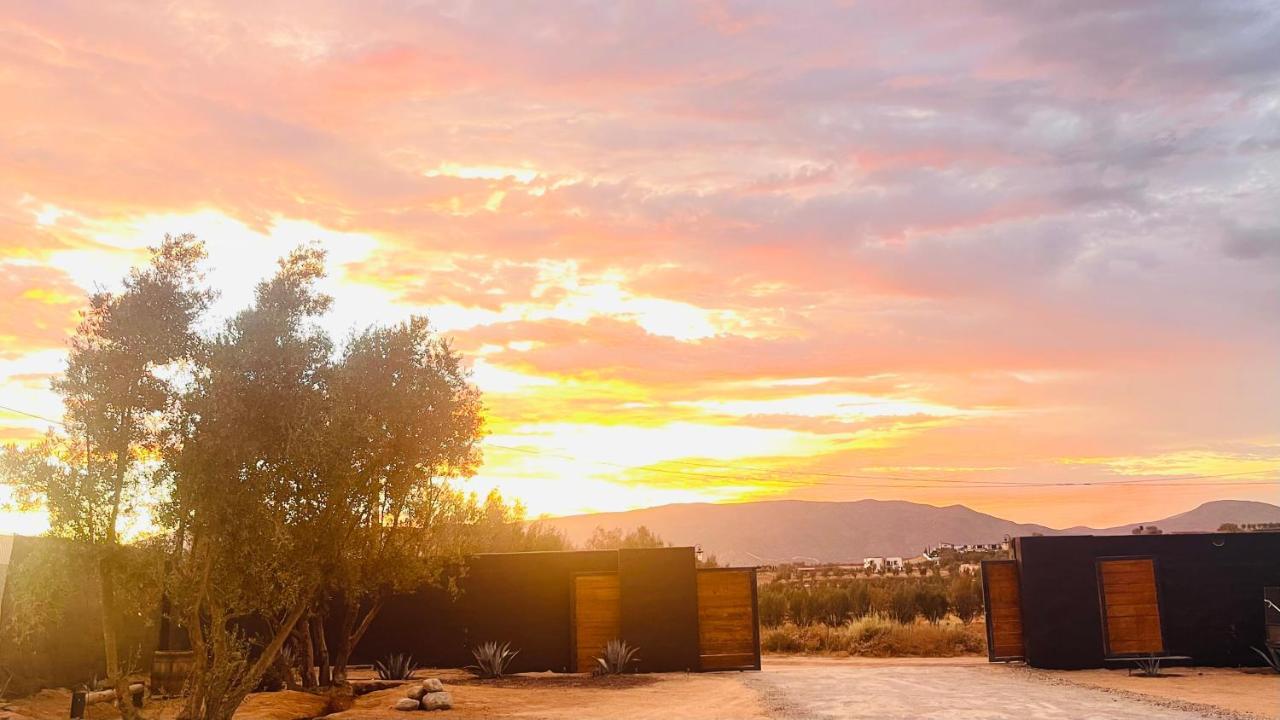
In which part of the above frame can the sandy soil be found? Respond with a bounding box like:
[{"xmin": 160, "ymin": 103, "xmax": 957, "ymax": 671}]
[
  {"xmin": 9, "ymin": 660, "xmax": 1272, "ymax": 720},
  {"xmin": 3, "ymin": 688, "xmax": 331, "ymax": 720},
  {"xmin": 750, "ymin": 658, "xmax": 1219, "ymax": 720},
  {"xmin": 1033, "ymin": 667, "xmax": 1280, "ymax": 720},
  {"xmin": 3, "ymin": 669, "xmax": 765, "ymax": 720},
  {"xmin": 324, "ymin": 668, "xmax": 767, "ymax": 720}
]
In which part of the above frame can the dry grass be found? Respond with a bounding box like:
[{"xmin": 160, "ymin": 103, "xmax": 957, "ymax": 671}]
[{"xmin": 761, "ymin": 615, "xmax": 986, "ymax": 657}]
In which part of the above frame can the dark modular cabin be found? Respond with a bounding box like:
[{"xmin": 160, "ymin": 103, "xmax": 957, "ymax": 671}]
[
  {"xmin": 352, "ymin": 546, "xmax": 760, "ymax": 673},
  {"xmin": 0, "ymin": 534, "xmax": 160, "ymax": 692},
  {"xmin": 981, "ymin": 532, "xmax": 1280, "ymax": 669}
]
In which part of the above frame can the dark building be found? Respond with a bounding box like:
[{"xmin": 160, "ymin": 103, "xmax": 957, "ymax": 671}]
[
  {"xmin": 352, "ymin": 546, "xmax": 760, "ymax": 673},
  {"xmin": 982, "ymin": 532, "xmax": 1280, "ymax": 669},
  {"xmin": 0, "ymin": 534, "xmax": 159, "ymax": 693}
]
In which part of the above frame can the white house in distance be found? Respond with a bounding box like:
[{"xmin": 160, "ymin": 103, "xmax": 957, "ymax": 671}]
[{"xmin": 863, "ymin": 556, "xmax": 905, "ymax": 571}]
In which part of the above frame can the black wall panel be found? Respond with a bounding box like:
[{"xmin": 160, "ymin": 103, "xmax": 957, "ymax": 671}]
[{"xmin": 618, "ymin": 547, "xmax": 700, "ymax": 672}]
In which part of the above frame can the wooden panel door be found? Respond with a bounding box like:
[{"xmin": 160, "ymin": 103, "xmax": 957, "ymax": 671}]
[
  {"xmin": 1097, "ymin": 557, "xmax": 1164, "ymax": 656},
  {"xmin": 981, "ymin": 560, "xmax": 1025, "ymax": 661},
  {"xmin": 696, "ymin": 569, "xmax": 759, "ymax": 670},
  {"xmin": 573, "ymin": 573, "xmax": 620, "ymax": 672}
]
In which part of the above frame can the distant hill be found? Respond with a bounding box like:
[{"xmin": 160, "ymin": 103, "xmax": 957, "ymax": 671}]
[
  {"xmin": 1093, "ymin": 499, "xmax": 1280, "ymax": 535},
  {"xmin": 540, "ymin": 499, "xmax": 1280, "ymax": 566}
]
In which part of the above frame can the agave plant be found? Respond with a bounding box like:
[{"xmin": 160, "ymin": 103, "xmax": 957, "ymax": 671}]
[
  {"xmin": 1253, "ymin": 646, "xmax": 1280, "ymax": 674},
  {"xmin": 594, "ymin": 639, "xmax": 641, "ymax": 676},
  {"xmin": 374, "ymin": 652, "xmax": 418, "ymax": 680},
  {"xmin": 1132, "ymin": 657, "xmax": 1163, "ymax": 677},
  {"xmin": 467, "ymin": 641, "xmax": 520, "ymax": 679}
]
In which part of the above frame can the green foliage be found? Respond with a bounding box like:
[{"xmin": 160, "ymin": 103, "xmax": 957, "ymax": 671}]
[
  {"xmin": 761, "ymin": 617, "xmax": 985, "ymax": 657},
  {"xmin": 758, "ymin": 588, "xmax": 787, "ymax": 626},
  {"xmin": 466, "ymin": 642, "xmax": 519, "ymax": 679},
  {"xmin": 761, "ymin": 575, "xmax": 977, "ymax": 629},
  {"xmin": 594, "ymin": 640, "xmax": 641, "ymax": 676},
  {"xmin": 948, "ymin": 575, "xmax": 983, "ymax": 624},
  {"xmin": 374, "ymin": 653, "xmax": 418, "ymax": 681},
  {"xmin": 887, "ymin": 587, "xmax": 918, "ymax": 623},
  {"xmin": 584, "ymin": 525, "xmax": 668, "ymax": 550},
  {"xmin": 914, "ymin": 586, "xmax": 950, "ymax": 625}
]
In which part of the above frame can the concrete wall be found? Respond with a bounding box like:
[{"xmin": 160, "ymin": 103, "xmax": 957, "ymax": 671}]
[{"xmin": 1014, "ymin": 532, "xmax": 1280, "ymax": 669}]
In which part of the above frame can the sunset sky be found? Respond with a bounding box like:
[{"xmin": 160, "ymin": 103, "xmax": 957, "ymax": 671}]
[{"xmin": 2, "ymin": 1, "xmax": 1278, "ymax": 534}]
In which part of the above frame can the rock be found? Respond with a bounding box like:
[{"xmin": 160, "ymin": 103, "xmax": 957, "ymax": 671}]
[
  {"xmin": 421, "ymin": 691, "xmax": 453, "ymax": 711},
  {"xmin": 406, "ymin": 685, "xmax": 428, "ymax": 700},
  {"xmin": 421, "ymin": 677, "xmax": 445, "ymax": 692},
  {"xmin": 393, "ymin": 697, "xmax": 421, "ymax": 711}
]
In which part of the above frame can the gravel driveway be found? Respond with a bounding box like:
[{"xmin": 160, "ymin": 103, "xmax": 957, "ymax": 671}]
[{"xmin": 745, "ymin": 658, "xmax": 1218, "ymax": 720}]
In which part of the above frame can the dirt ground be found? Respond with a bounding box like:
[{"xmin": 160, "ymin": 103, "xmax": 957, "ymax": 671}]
[
  {"xmin": 1, "ymin": 688, "xmax": 331, "ymax": 720},
  {"xmin": 324, "ymin": 668, "xmax": 767, "ymax": 720},
  {"xmin": 4, "ymin": 658, "xmax": 1275, "ymax": 720},
  {"xmin": 1033, "ymin": 666, "xmax": 1279, "ymax": 720},
  {"xmin": 1, "ymin": 669, "xmax": 766, "ymax": 720},
  {"xmin": 749, "ymin": 657, "xmax": 1236, "ymax": 719}
]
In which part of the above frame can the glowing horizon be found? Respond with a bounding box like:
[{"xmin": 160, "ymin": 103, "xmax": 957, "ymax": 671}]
[{"xmin": 1, "ymin": 2, "xmax": 1278, "ymax": 533}]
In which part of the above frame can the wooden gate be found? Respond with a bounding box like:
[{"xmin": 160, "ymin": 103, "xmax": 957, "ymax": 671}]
[
  {"xmin": 981, "ymin": 560, "xmax": 1025, "ymax": 661},
  {"xmin": 572, "ymin": 572, "xmax": 620, "ymax": 672},
  {"xmin": 696, "ymin": 568, "xmax": 760, "ymax": 670},
  {"xmin": 1097, "ymin": 557, "xmax": 1164, "ymax": 656}
]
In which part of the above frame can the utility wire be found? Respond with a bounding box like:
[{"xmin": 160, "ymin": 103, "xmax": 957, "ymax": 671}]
[
  {"xmin": 5, "ymin": 402, "xmax": 1276, "ymax": 490},
  {"xmin": 486, "ymin": 443, "xmax": 1279, "ymax": 490}
]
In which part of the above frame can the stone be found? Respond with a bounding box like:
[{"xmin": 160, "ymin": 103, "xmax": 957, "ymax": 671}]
[
  {"xmin": 421, "ymin": 691, "xmax": 453, "ymax": 711},
  {"xmin": 393, "ymin": 697, "xmax": 421, "ymax": 711},
  {"xmin": 421, "ymin": 677, "xmax": 445, "ymax": 692},
  {"xmin": 406, "ymin": 685, "xmax": 428, "ymax": 700}
]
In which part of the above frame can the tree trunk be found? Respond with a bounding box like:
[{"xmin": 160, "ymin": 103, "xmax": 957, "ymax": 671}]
[
  {"xmin": 312, "ymin": 614, "xmax": 331, "ymax": 686},
  {"xmin": 332, "ymin": 595, "xmax": 385, "ymax": 684},
  {"xmin": 296, "ymin": 618, "xmax": 316, "ymax": 689},
  {"xmin": 102, "ymin": 438, "xmax": 139, "ymax": 720},
  {"xmin": 331, "ymin": 601, "xmax": 356, "ymax": 686},
  {"xmin": 181, "ymin": 601, "xmax": 307, "ymax": 720},
  {"xmin": 98, "ymin": 552, "xmax": 138, "ymax": 720}
]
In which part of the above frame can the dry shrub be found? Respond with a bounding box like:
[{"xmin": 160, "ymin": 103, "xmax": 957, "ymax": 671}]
[{"xmin": 761, "ymin": 615, "xmax": 985, "ymax": 657}]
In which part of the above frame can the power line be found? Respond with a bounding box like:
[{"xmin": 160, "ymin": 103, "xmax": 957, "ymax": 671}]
[
  {"xmin": 5, "ymin": 402, "xmax": 1276, "ymax": 490},
  {"xmin": 0, "ymin": 404, "xmax": 65, "ymax": 427},
  {"xmin": 485, "ymin": 443, "xmax": 1278, "ymax": 490}
]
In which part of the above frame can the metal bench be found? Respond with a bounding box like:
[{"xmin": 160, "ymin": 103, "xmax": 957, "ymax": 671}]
[{"xmin": 1105, "ymin": 654, "xmax": 1192, "ymax": 676}]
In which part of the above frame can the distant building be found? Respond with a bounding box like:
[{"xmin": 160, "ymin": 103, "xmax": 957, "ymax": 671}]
[
  {"xmin": 863, "ymin": 557, "xmax": 885, "ymax": 570},
  {"xmin": 923, "ymin": 540, "xmax": 1010, "ymax": 559},
  {"xmin": 885, "ymin": 557, "xmax": 904, "ymax": 570}
]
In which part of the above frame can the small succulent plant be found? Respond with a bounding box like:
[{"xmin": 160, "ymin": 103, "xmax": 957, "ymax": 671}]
[
  {"xmin": 594, "ymin": 639, "xmax": 641, "ymax": 676},
  {"xmin": 466, "ymin": 641, "xmax": 519, "ymax": 679}
]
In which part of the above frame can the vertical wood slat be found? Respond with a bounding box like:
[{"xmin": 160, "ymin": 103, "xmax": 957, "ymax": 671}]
[
  {"xmin": 981, "ymin": 560, "xmax": 1025, "ymax": 661},
  {"xmin": 1098, "ymin": 557, "xmax": 1164, "ymax": 656},
  {"xmin": 696, "ymin": 569, "xmax": 757, "ymax": 670},
  {"xmin": 572, "ymin": 573, "xmax": 620, "ymax": 672}
]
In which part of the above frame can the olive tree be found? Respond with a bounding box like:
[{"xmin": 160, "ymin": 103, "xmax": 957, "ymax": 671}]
[
  {"xmin": 164, "ymin": 247, "xmax": 340, "ymax": 720},
  {"xmin": 12, "ymin": 235, "xmax": 210, "ymax": 718},
  {"xmin": 318, "ymin": 318, "xmax": 483, "ymax": 684}
]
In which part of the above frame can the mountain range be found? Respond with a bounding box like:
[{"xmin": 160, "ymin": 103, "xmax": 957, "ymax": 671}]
[{"xmin": 540, "ymin": 499, "xmax": 1280, "ymax": 566}]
